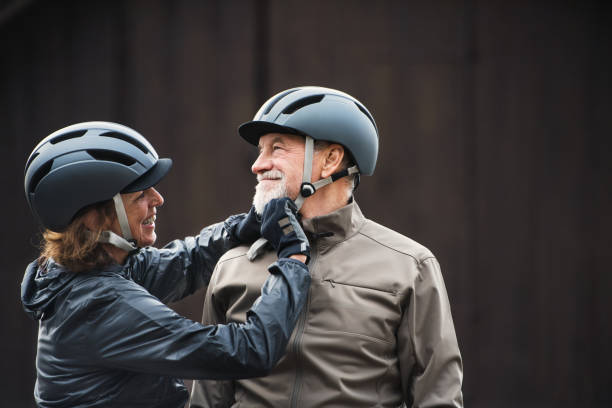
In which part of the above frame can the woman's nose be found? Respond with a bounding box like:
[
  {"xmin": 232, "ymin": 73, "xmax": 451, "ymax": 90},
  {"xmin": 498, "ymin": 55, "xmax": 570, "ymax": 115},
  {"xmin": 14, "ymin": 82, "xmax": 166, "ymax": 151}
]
[{"xmin": 149, "ymin": 188, "xmax": 164, "ymax": 207}]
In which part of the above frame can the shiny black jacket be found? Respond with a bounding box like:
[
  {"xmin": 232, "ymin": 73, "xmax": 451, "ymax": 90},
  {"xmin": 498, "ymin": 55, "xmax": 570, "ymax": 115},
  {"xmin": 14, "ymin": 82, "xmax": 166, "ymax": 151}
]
[{"xmin": 20, "ymin": 216, "xmax": 310, "ymax": 408}]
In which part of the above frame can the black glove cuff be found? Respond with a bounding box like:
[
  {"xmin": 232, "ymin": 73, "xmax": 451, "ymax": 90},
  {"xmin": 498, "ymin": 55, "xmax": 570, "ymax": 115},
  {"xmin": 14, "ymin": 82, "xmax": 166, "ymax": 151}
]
[{"xmin": 278, "ymin": 243, "xmax": 311, "ymax": 265}]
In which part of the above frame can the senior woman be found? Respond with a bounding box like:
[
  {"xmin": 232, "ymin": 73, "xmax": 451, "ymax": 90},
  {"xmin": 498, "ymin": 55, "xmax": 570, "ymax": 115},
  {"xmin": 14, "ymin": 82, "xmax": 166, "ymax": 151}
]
[{"xmin": 20, "ymin": 122, "xmax": 311, "ymax": 408}]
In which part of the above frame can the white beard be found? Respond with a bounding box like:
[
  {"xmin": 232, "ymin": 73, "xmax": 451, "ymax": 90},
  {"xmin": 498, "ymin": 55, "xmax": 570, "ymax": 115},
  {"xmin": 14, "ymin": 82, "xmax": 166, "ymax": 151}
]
[{"xmin": 253, "ymin": 170, "xmax": 288, "ymax": 215}]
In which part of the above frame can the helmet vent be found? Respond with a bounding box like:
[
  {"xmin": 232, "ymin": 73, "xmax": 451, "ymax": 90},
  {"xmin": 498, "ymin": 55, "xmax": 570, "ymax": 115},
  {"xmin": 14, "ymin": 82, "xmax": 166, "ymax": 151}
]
[
  {"xmin": 87, "ymin": 149, "xmax": 136, "ymax": 166},
  {"xmin": 355, "ymin": 102, "xmax": 377, "ymax": 130},
  {"xmin": 100, "ymin": 131, "xmax": 149, "ymax": 154},
  {"xmin": 49, "ymin": 130, "xmax": 87, "ymax": 144},
  {"xmin": 28, "ymin": 159, "xmax": 53, "ymax": 193},
  {"xmin": 263, "ymin": 89, "xmax": 299, "ymax": 115},
  {"xmin": 282, "ymin": 95, "xmax": 324, "ymax": 115}
]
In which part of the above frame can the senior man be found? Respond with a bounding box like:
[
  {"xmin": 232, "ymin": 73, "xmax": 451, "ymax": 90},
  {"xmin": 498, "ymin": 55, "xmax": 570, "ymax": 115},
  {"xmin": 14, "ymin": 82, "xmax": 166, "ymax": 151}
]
[{"xmin": 190, "ymin": 86, "xmax": 463, "ymax": 407}]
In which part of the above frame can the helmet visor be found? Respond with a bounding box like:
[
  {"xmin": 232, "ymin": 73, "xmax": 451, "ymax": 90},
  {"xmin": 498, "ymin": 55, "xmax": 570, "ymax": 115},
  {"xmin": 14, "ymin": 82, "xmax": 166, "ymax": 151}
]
[
  {"xmin": 238, "ymin": 121, "xmax": 305, "ymax": 146},
  {"xmin": 121, "ymin": 158, "xmax": 172, "ymax": 193}
]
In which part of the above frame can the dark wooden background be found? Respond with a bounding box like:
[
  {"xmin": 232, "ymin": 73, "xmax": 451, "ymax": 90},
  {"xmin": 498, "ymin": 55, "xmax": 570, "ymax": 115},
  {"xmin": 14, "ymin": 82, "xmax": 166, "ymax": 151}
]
[{"xmin": 2, "ymin": 1, "xmax": 610, "ymax": 406}]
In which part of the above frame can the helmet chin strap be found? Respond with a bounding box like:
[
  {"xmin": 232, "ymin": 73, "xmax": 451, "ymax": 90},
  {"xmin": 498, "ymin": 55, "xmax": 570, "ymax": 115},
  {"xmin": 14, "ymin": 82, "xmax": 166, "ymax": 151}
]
[
  {"xmin": 97, "ymin": 193, "xmax": 138, "ymax": 252},
  {"xmin": 293, "ymin": 136, "xmax": 315, "ymax": 211},
  {"xmin": 293, "ymin": 136, "xmax": 359, "ymax": 211}
]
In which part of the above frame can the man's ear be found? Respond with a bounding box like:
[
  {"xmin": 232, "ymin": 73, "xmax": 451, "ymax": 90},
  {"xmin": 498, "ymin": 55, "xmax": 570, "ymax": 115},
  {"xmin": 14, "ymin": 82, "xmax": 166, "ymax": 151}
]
[{"xmin": 320, "ymin": 144, "xmax": 345, "ymax": 178}]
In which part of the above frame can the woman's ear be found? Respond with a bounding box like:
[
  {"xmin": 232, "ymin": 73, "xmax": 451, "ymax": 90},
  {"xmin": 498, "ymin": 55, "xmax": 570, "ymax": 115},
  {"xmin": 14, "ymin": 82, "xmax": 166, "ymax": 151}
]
[
  {"xmin": 81, "ymin": 208, "xmax": 100, "ymax": 231},
  {"xmin": 81, "ymin": 205, "xmax": 113, "ymax": 232},
  {"xmin": 320, "ymin": 144, "xmax": 345, "ymax": 178}
]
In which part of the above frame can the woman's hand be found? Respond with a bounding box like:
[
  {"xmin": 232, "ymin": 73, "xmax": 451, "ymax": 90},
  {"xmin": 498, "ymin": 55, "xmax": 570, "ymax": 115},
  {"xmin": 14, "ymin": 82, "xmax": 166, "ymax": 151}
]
[
  {"xmin": 229, "ymin": 206, "xmax": 261, "ymax": 244},
  {"xmin": 260, "ymin": 198, "xmax": 310, "ymax": 263}
]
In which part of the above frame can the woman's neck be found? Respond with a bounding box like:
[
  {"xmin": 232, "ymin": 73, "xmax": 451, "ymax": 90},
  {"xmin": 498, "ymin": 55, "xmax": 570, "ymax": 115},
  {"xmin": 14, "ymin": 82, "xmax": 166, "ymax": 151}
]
[{"xmin": 103, "ymin": 244, "xmax": 129, "ymax": 265}]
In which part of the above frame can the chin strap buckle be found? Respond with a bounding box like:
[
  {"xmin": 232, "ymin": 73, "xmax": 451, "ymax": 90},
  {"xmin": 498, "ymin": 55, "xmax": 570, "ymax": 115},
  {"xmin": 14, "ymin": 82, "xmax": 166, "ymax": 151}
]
[{"xmin": 300, "ymin": 182, "xmax": 315, "ymax": 197}]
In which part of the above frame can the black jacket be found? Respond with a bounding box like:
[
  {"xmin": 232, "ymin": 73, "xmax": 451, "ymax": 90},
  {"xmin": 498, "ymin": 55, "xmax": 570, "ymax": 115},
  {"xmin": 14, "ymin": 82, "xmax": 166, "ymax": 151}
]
[{"xmin": 20, "ymin": 216, "xmax": 310, "ymax": 408}]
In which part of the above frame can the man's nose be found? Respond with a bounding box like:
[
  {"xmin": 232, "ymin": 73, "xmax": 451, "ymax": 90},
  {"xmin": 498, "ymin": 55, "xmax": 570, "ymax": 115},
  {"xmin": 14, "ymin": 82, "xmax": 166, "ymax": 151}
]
[{"xmin": 251, "ymin": 153, "xmax": 272, "ymax": 174}]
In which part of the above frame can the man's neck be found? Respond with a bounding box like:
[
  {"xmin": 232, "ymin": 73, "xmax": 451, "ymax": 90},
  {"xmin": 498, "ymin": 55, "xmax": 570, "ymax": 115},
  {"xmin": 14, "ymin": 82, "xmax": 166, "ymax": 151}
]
[{"xmin": 299, "ymin": 183, "xmax": 350, "ymax": 220}]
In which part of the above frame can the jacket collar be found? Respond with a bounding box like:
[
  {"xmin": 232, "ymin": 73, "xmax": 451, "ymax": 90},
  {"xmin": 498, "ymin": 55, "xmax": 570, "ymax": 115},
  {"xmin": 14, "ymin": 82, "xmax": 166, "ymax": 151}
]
[{"xmin": 301, "ymin": 199, "xmax": 366, "ymax": 251}]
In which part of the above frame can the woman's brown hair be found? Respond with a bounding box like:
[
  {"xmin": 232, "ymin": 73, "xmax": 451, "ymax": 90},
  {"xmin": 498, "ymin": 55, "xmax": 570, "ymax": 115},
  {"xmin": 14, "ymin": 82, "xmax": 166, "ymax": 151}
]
[{"xmin": 39, "ymin": 200, "xmax": 115, "ymax": 273}]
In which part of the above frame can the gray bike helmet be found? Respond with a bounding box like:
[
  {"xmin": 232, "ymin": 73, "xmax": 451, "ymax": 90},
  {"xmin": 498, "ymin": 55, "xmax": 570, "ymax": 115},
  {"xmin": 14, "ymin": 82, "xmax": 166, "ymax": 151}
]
[
  {"xmin": 239, "ymin": 87, "xmax": 379, "ymax": 261},
  {"xmin": 24, "ymin": 121, "xmax": 172, "ymax": 251},
  {"xmin": 239, "ymin": 86, "xmax": 378, "ymax": 209}
]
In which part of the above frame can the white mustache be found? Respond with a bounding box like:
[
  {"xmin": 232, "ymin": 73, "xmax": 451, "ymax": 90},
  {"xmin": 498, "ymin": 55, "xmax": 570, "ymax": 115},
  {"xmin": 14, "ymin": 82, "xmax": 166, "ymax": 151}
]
[{"xmin": 257, "ymin": 170, "xmax": 285, "ymax": 182}]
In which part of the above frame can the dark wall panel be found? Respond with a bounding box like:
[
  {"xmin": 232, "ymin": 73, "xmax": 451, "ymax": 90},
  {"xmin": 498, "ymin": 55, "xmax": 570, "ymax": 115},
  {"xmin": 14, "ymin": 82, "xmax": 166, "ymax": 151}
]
[
  {"xmin": 2, "ymin": 3, "xmax": 124, "ymax": 406},
  {"xmin": 103, "ymin": 0, "xmax": 260, "ymax": 319}
]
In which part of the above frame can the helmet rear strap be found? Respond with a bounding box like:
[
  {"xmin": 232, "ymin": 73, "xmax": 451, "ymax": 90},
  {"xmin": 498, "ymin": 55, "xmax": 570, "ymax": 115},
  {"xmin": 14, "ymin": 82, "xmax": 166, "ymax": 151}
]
[
  {"xmin": 98, "ymin": 230, "xmax": 138, "ymax": 252},
  {"xmin": 312, "ymin": 165, "xmax": 359, "ymax": 189}
]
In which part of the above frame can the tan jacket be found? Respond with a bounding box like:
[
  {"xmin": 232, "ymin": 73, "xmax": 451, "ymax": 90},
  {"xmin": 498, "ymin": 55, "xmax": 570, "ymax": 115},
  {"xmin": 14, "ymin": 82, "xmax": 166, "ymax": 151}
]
[{"xmin": 191, "ymin": 201, "xmax": 463, "ymax": 407}]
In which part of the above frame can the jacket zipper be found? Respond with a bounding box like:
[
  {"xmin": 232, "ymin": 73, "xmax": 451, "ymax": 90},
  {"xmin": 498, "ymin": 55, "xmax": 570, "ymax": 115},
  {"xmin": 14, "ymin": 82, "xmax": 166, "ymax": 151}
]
[
  {"xmin": 322, "ymin": 279, "xmax": 397, "ymax": 295},
  {"xmin": 289, "ymin": 248, "xmax": 317, "ymax": 408}
]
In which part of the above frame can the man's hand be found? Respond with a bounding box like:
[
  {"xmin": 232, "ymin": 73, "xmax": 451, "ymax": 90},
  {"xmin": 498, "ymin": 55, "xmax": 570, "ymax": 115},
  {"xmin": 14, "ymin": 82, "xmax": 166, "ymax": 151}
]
[{"xmin": 261, "ymin": 198, "xmax": 310, "ymax": 263}]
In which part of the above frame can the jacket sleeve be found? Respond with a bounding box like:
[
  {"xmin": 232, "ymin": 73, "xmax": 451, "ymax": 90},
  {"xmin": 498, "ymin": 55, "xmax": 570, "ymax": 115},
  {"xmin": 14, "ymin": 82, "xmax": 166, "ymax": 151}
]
[
  {"xmin": 89, "ymin": 258, "xmax": 310, "ymax": 380},
  {"xmin": 397, "ymin": 257, "xmax": 463, "ymax": 407},
  {"xmin": 126, "ymin": 214, "xmax": 246, "ymax": 304},
  {"xmin": 190, "ymin": 263, "xmax": 238, "ymax": 408}
]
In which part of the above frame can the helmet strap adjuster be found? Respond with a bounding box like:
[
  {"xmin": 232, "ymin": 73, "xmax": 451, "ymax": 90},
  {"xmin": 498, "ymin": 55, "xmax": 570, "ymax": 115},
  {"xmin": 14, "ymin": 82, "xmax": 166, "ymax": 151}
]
[
  {"xmin": 293, "ymin": 135, "xmax": 360, "ymax": 211},
  {"xmin": 300, "ymin": 182, "xmax": 316, "ymax": 197}
]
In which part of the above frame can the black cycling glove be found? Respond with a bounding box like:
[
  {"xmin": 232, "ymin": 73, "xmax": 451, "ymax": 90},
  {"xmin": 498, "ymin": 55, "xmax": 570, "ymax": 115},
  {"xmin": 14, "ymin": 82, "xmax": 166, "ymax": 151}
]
[
  {"xmin": 227, "ymin": 206, "xmax": 261, "ymax": 244},
  {"xmin": 261, "ymin": 198, "xmax": 311, "ymax": 263}
]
